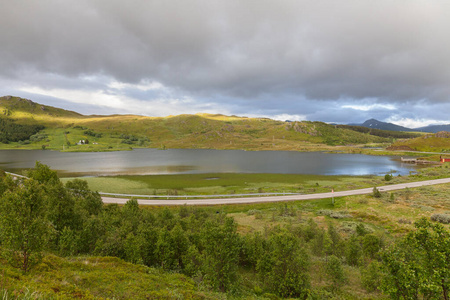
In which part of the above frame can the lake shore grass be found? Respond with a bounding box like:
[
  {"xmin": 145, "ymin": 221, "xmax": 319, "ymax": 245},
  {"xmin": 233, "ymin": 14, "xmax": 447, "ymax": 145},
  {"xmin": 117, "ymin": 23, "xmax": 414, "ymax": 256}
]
[{"xmin": 60, "ymin": 163, "xmax": 450, "ymax": 197}]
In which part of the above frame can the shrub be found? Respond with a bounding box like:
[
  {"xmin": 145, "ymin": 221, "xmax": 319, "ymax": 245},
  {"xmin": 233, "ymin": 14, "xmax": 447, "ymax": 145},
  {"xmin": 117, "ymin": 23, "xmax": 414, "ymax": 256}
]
[
  {"xmin": 373, "ymin": 187, "xmax": 381, "ymax": 198},
  {"xmin": 247, "ymin": 209, "xmax": 262, "ymax": 216},
  {"xmin": 317, "ymin": 210, "xmax": 351, "ymax": 219},
  {"xmin": 430, "ymin": 214, "xmax": 450, "ymax": 224}
]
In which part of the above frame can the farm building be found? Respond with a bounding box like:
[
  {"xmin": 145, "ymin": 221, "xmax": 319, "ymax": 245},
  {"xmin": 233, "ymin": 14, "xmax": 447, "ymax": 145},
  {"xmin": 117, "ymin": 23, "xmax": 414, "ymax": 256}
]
[{"xmin": 440, "ymin": 156, "xmax": 450, "ymax": 163}]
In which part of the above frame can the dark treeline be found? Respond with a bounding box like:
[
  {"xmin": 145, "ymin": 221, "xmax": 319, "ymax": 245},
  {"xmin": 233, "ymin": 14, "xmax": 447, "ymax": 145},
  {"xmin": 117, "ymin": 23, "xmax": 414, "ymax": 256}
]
[
  {"xmin": 337, "ymin": 125, "xmax": 421, "ymax": 139},
  {"xmin": 1, "ymin": 164, "xmax": 449, "ymax": 299},
  {"xmin": 0, "ymin": 117, "xmax": 45, "ymax": 143}
]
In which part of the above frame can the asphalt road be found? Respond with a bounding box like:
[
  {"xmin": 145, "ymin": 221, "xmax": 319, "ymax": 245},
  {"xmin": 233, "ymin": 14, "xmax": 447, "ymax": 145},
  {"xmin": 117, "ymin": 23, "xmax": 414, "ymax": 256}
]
[{"xmin": 102, "ymin": 177, "xmax": 450, "ymax": 206}]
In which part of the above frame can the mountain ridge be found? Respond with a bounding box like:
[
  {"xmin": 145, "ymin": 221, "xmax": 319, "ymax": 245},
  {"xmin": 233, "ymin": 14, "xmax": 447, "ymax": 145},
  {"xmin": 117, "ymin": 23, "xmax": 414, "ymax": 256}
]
[
  {"xmin": 355, "ymin": 118, "xmax": 450, "ymax": 133},
  {"xmin": 0, "ymin": 95, "xmax": 396, "ymax": 152}
]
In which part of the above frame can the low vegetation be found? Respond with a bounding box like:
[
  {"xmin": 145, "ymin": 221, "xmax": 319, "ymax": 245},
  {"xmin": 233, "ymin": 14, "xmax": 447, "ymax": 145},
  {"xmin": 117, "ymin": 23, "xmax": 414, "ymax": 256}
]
[
  {"xmin": 1, "ymin": 163, "xmax": 450, "ymax": 299},
  {"xmin": 59, "ymin": 163, "xmax": 450, "ymax": 197}
]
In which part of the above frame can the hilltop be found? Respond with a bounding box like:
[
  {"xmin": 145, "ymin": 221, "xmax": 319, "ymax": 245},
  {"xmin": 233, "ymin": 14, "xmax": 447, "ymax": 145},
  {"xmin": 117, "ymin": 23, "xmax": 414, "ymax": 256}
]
[{"xmin": 0, "ymin": 95, "xmax": 83, "ymax": 118}]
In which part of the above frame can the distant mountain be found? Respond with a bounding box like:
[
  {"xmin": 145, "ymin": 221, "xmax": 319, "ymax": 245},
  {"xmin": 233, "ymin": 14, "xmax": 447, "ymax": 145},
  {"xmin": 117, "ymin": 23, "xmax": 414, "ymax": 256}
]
[
  {"xmin": 414, "ymin": 124, "xmax": 450, "ymax": 133},
  {"xmin": 358, "ymin": 119, "xmax": 415, "ymax": 132},
  {"xmin": 354, "ymin": 118, "xmax": 450, "ymax": 133}
]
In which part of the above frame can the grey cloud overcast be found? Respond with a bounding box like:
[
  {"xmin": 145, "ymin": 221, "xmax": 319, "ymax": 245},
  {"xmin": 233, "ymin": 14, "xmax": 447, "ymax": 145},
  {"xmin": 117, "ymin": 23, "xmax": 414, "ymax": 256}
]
[{"xmin": 1, "ymin": 0, "xmax": 449, "ymax": 127}]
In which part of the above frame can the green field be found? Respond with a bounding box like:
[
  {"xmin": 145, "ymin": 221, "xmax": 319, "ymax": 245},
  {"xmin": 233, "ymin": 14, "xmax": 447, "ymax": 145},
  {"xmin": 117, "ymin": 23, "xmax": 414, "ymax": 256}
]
[
  {"xmin": 61, "ymin": 173, "xmax": 374, "ymax": 196},
  {"xmin": 58, "ymin": 162, "xmax": 450, "ymax": 197}
]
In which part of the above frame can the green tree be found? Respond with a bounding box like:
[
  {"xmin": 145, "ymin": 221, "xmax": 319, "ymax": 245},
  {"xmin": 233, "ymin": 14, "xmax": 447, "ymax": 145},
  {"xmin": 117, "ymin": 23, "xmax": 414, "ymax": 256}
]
[
  {"xmin": 0, "ymin": 179, "xmax": 51, "ymax": 272},
  {"xmin": 124, "ymin": 232, "xmax": 142, "ymax": 264},
  {"xmin": 373, "ymin": 187, "xmax": 382, "ymax": 198},
  {"xmin": 379, "ymin": 218, "xmax": 450, "ymax": 299},
  {"xmin": 46, "ymin": 181, "xmax": 79, "ymax": 236},
  {"xmin": 346, "ymin": 235, "xmax": 362, "ymax": 266},
  {"xmin": 240, "ymin": 231, "xmax": 265, "ymax": 270},
  {"xmin": 59, "ymin": 226, "xmax": 78, "ymax": 256},
  {"xmin": 380, "ymin": 241, "xmax": 421, "ymax": 299},
  {"xmin": 257, "ymin": 228, "xmax": 310, "ymax": 298},
  {"xmin": 201, "ymin": 216, "xmax": 241, "ymax": 292},
  {"xmin": 66, "ymin": 179, "xmax": 103, "ymax": 217},
  {"xmin": 27, "ymin": 161, "xmax": 58, "ymax": 184},
  {"xmin": 326, "ymin": 255, "xmax": 346, "ymax": 292},
  {"xmin": 362, "ymin": 234, "xmax": 381, "ymax": 259},
  {"xmin": 327, "ymin": 222, "xmax": 343, "ymax": 257},
  {"xmin": 361, "ymin": 260, "xmax": 382, "ymax": 292},
  {"xmin": 407, "ymin": 218, "xmax": 450, "ymax": 299},
  {"xmin": 137, "ymin": 225, "xmax": 158, "ymax": 267}
]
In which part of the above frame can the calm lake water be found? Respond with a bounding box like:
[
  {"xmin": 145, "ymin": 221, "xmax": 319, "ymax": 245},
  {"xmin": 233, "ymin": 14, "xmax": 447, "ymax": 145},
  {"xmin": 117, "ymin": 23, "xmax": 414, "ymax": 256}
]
[{"xmin": 0, "ymin": 149, "xmax": 420, "ymax": 177}]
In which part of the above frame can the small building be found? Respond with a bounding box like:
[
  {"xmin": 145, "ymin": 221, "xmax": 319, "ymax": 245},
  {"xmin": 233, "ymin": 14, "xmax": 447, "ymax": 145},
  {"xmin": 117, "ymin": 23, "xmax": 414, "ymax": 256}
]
[{"xmin": 440, "ymin": 156, "xmax": 450, "ymax": 163}]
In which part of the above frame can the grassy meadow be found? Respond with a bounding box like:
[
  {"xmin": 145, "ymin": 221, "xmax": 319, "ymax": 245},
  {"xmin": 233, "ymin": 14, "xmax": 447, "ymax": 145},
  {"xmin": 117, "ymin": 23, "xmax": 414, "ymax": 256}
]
[
  {"xmin": 61, "ymin": 173, "xmax": 373, "ymax": 196},
  {"xmin": 60, "ymin": 162, "xmax": 449, "ymax": 197}
]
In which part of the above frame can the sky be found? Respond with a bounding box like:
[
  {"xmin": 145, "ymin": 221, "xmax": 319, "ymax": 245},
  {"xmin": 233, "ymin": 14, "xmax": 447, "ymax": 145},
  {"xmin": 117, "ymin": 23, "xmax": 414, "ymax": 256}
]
[{"xmin": 1, "ymin": 0, "xmax": 449, "ymax": 128}]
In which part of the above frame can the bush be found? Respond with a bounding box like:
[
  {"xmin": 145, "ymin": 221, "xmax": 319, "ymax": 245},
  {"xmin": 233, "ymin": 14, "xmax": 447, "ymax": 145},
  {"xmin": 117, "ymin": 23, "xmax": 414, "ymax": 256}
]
[
  {"xmin": 326, "ymin": 255, "xmax": 346, "ymax": 291},
  {"xmin": 361, "ymin": 261, "xmax": 382, "ymax": 292},
  {"xmin": 373, "ymin": 187, "xmax": 381, "ymax": 198},
  {"xmin": 430, "ymin": 214, "xmax": 450, "ymax": 224},
  {"xmin": 317, "ymin": 210, "xmax": 351, "ymax": 219}
]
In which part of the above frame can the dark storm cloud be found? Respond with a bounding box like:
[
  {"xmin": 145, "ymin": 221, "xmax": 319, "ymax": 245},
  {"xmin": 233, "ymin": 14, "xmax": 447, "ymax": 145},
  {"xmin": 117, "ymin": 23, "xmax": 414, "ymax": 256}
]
[{"xmin": 0, "ymin": 0, "xmax": 449, "ymax": 122}]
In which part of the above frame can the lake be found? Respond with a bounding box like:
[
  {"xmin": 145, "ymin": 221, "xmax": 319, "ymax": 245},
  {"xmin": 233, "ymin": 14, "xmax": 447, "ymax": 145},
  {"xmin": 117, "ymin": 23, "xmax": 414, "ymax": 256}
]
[{"xmin": 0, "ymin": 149, "xmax": 421, "ymax": 177}]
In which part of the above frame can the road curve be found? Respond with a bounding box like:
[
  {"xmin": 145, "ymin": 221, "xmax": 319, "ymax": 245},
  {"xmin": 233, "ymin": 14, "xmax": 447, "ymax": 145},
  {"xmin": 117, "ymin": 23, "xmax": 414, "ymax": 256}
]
[{"xmin": 101, "ymin": 177, "xmax": 450, "ymax": 206}]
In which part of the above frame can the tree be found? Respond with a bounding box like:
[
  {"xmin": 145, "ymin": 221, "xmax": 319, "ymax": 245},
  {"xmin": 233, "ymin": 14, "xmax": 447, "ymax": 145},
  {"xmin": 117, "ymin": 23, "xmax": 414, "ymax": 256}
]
[
  {"xmin": 257, "ymin": 228, "xmax": 310, "ymax": 298},
  {"xmin": 373, "ymin": 187, "xmax": 382, "ymax": 198},
  {"xmin": 46, "ymin": 181, "xmax": 78, "ymax": 235},
  {"xmin": 66, "ymin": 179, "xmax": 103, "ymax": 217},
  {"xmin": 27, "ymin": 161, "xmax": 59, "ymax": 184},
  {"xmin": 346, "ymin": 235, "xmax": 362, "ymax": 266},
  {"xmin": 361, "ymin": 260, "xmax": 382, "ymax": 292},
  {"xmin": 362, "ymin": 234, "xmax": 381, "ymax": 259},
  {"xmin": 201, "ymin": 216, "xmax": 241, "ymax": 292},
  {"xmin": 407, "ymin": 218, "xmax": 450, "ymax": 299},
  {"xmin": 0, "ymin": 179, "xmax": 51, "ymax": 272},
  {"xmin": 326, "ymin": 255, "xmax": 346, "ymax": 292},
  {"xmin": 380, "ymin": 241, "xmax": 421, "ymax": 299},
  {"xmin": 59, "ymin": 226, "xmax": 78, "ymax": 256},
  {"xmin": 380, "ymin": 218, "xmax": 450, "ymax": 299}
]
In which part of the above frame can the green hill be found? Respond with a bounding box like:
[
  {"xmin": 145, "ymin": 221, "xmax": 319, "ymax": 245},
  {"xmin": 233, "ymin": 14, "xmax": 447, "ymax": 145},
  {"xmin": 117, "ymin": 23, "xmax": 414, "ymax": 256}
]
[
  {"xmin": 0, "ymin": 95, "xmax": 83, "ymax": 119},
  {"xmin": 0, "ymin": 96, "xmax": 397, "ymax": 152},
  {"xmin": 387, "ymin": 131, "xmax": 450, "ymax": 153},
  {"xmin": 1, "ymin": 255, "xmax": 216, "ymax": 299}
]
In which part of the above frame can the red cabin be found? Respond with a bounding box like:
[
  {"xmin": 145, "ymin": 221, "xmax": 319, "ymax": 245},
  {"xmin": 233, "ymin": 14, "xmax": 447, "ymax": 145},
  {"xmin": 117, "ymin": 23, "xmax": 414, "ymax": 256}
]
[{"xmin": 440, "ymin": 156, "xmax": 450, "ymax": 163}]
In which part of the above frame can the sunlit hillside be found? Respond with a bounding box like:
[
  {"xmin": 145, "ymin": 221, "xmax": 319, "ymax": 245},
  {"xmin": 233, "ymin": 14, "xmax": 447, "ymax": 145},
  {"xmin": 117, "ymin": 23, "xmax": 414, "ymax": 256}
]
[
  {"xmin": 1, "ymin": 96, "xmax": 404, "ymax": 152},
  {"xmin": 388, "ymin": 131, "xmax": 450, "ymax": 153}
]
